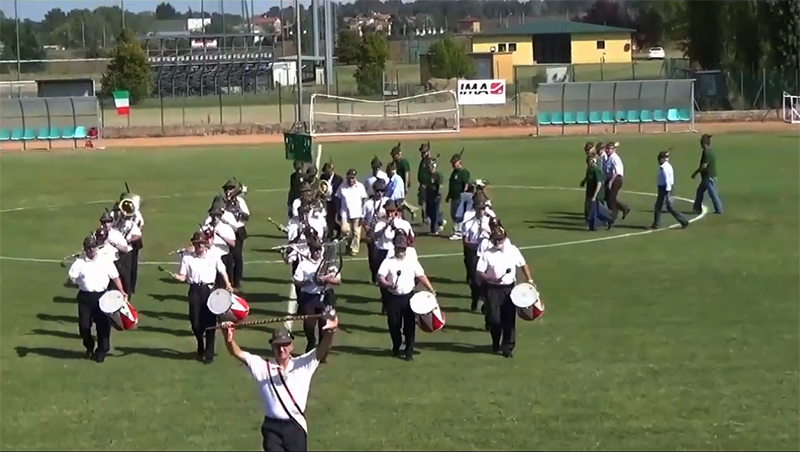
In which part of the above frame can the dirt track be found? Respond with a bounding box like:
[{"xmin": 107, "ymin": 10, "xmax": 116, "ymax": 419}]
[{"xmin": 0, "ymin": 121, "xmax": 797, "ymax": 152}]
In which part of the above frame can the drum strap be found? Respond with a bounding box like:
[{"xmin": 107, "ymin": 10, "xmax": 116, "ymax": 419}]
[{"xmin": 266, "ymin": 364, "xmax": 308, "ymax": 433}]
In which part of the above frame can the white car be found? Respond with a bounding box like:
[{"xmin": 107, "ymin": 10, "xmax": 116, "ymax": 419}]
[{"xmin": 647, "ymin": 47, "xmax": 666, "ymax": 60}]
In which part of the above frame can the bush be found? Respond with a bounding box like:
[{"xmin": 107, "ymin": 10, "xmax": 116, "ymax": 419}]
[
  {"xmin": 100, "ymin": 29, "xmax": 150, "ymax": 104},
  {"xmin": 428, "ymin": 36, "xmax": 475, "ymax": 79},
  {"xmin": 353, "ymin": 33, "xmax": 389, "ymax": 95}
]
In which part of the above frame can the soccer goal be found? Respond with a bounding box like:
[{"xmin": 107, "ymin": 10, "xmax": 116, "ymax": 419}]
[
  {"xmin": 782, "ymin": 92, "xmax": 800, "ymax": 124},
  {"xmin": 308, "ymin": 90, "xmax": 460, "ymax": 137}
]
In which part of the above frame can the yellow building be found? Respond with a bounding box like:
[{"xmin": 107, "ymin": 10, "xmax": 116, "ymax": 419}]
[{"xmin": 470, "ymin": 21, "xmax": 633, "ymax": 67}]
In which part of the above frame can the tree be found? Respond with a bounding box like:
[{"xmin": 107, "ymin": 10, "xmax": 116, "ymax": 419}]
[
  {"xmin": 353, "ymin": 32, "xmax": 389, "ymax": 95},
  {"xmin": 686, "ymin": 1, "xmax": 724, "ymax": 69},
  {"xmin": 0, "ymin": 17, "xmax": 46, "ymax": 74},
  {"xmin": 427, "ymin": 36, "xmax": 474, "ymax": 79},
  {"xmin": 100, "ymin": 29, "xmax": 151, "ymax": 104},
  {"xmin": 335, "ymin": 30, "xmax": 360, "ymax": 65},
  {"xmin": 155, "ymin": 2, "xmax": 180, "ymax": 20}
]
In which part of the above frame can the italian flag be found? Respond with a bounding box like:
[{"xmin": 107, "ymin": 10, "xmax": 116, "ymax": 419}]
[{"xmin": 113, "ymin": 90, "xmax": 130, "ymax": 115}]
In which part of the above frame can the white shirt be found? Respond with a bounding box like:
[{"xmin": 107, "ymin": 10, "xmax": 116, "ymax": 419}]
[
  {"xmin": 461, "ymin": 212, "xmax": 494, "ymax": 244},
  {"xmin": 657, "ymin": 160, "xmax": 675, "ymax": 191},
  {"xmin": 293, "ymin": 258, "xmax": 333, "ymax": 295},
  {"xmin": 68, "ymin": 256, "xmax": 120, "ymax": 292},
  {"xmin": 179, "ymin": 251, "xmax": 226, "ymax": 284},
  {"xmin": 236, "ymin": 196, "xmax": 250, "ymax": 217},
  {"xmin": 386, "ymin": 174, "xmax": 406, "ymax": 201},
  {"xmin": 386, "ymin": 245, "xmax": 418, "ymax": 262},
  {"xmin": 116, "ymin": 219, "xmax": 143, "ymax": 242},
  {"xmin": 206, "ymin": 221, "xmax": 236, "ymax": 257},
  {"xmin": 242, "ymin": 350, "xmax": 320, "ymax": 433},
  {"xmin": 604, "ymin": 152, "xmax": 624, "ymax": 178},
  {"xmin": 206, "ymin": 211, "xmax": 243, "ymax": 231},
  {"xmin": 377, "ymin": 255, "xmax": 425, "ymax": 295},
  {"xmin": 336, "ymin": 182, "xmax": 368, "ymax": 221},
  {"xmin": 287, "ymin": 216, "xmax": 325, "ymax": 243},
  {"xmin": 361, "ymin": 197, "xmax": 388, "ymax": 228},
  {"xmin": 375, "ymin": 217, "xmax": 414, "ymax": 251},
  {"xmin": 133, "ymin": 210, "xmax": 145, "ymax": 229},
  {"xmin": 365, "ymin": 170, "xmax": 389, "ymax": 196},
  {"xmin": 476, "ymin": 242, "xmax": 526, "ymax": 285}
]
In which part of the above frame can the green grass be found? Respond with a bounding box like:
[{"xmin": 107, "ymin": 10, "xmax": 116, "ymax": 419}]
[{"xmin": 1, "ymin": 132, "xmax": 798, "ymax": 450}]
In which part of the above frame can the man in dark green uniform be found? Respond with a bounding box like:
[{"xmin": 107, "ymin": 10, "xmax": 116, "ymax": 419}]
[
  {"xmin": 287, "ymin": 161, "xmax": 306, "ymax": 220},
  {"xmin": 446, "ymin": 153, "xmax": 471, "ymax": 240},
  {"xmin": 424, "ymin": 158, "xmax": 445, "ymax": 234},
  {"xmin": 692, "ymin": 134, "xmax": 723, "ymax": 214},
  {"xmin": 390, "ymin": 144, "xmax": 411, "ymax": 190},
  {"xmin": 584, "ymin": 151, "xmax": 611, "ymax": 231},
  {"xmin": 417, "ymin": 142, "xmax": 433, "ymax": 223}
]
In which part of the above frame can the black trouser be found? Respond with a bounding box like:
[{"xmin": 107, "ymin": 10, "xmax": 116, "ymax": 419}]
[
  {"xmin": 216, "ymin": 253, "xmax": 234, "ymax": 287},
  {"xmin": 298, "ymin": 291, "xmax": 330, "ymax": 352},
  {"xmin": 605, "ymin": 177, "xmax": 630, "ymax": 222},
  {"xmin": 77, "ymin": 290, "xmax": 111, "ymax": 356},
  {"xmin": 114, "ymin": 252, "xmax": 133, "ymax": 295},
  {"xmin": 653, "ymin": 186, "xmax": 687, "ymax": 227},
  {"xmin": 484, "ymin": 284, "xmax": 516, "ymax": 352},
  {"xmin": 232, "ymin": 227, "xmax": 247, "ymax": 288},
  {"xmin": 262, "ymin": 417, "xmax": 307, "ymax": 452},
  {"xmin": 385, "ymin": 292, "xmax": 416, "ymax": 355},
  {"xmin": 376, "ymin": 249, "xmax": 389, "ymax": 309},
  {"xmin": 325, "ymin": 202, "xmax": 341, "ymax": 239},
  {"xmin": 463, "ymin": 244, "xmax": 482, "ymax": 305},
  {"xmin": 188, "ymin": 283, "xmax": 216, "ymax": 359},
  {"xmin": 130, "ymin": 239, "xmax": 142, "ymax": 294},
  {"xmin": 367, "ymin": 242, "xmax": 381, "ymax": 284}
]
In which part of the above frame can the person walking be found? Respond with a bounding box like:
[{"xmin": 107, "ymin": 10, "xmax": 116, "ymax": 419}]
[
  {"xmin": 652, "ymin": 150, "xmax": 689, "ymax": 229},
  {"xmin": 692, "ymin": 134, "xmax": 723, "ymax": 214}
]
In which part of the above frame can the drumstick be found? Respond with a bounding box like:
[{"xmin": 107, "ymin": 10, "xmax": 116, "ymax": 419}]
[
  {"xmin": 156, "ymin": 265, "xmax": 180, "ymax": 280},
  {"xmin": 391, "ymin": 270, "xmax": 402, "ymax": 290},
  {"xmin": 168, "ymin": 248, "xmax": 189, "ymax": 256},
  {"xmin": 205, "ymin": 313, "xmax": 323, "ymax": 330},
  {"xmin": 59, "ymin": 253, "xmax": 81, "ymax": 268},
  {"xmin": 267, "ymin": 217, "xmax": 289, "ymax": 233}
]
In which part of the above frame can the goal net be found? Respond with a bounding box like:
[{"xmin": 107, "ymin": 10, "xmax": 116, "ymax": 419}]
[
  {"xmin": 308, "ymin": 90, "xmax": 460, "ymax": 137},
  {"xmin": 782, "ymin": 92, "xmax": 800, "ymax": 124}
]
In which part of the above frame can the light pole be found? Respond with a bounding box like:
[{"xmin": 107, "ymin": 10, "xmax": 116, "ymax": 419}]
[
  {"xmin": 295, "ymin": 0, "xmax": 303, "ymax": 123},
  {"xmin": 14, "ymin": 0, "xmax": 21, "ymax": 80},
  {"xmin": 121, "ymin": 0, "xmax": 126, "ymax": 29}
]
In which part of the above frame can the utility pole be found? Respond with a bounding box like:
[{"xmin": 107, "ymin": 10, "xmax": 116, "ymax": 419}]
[
  {"xmin": 295, "ymin": 0, "xmax": 303, "ymax": 123},
  {"xmin": 14, "ymin": 0, "xmax": 20, "ymax": 80},
  {"xmin": 324, "ymin": 0, "xmax": 334, "ymax": 93}
]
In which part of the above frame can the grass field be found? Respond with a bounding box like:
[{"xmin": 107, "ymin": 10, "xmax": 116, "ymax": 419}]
[{"xmin": 1, "ymin": 132, "xmax": 798, "ymax": 450}]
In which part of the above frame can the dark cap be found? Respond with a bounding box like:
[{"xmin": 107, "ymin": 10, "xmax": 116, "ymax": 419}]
[
  {"xmin": 346, "ymin": 168, "xmax": 357, "ymax": 177},
  {"xmin": 83, "ymin": 235, "xmax": 98, "ymax": 250},
  {"xmin": 490, "ymin": 227, "xmax": 507, "ymax": 243},
  {"xmin": 370, "ymin": 156, "xmax": 382, "ymax": 169},
  {"xmin": 269, "ymin": 327, "xmax": 294, "ymax": 345},
  {"xmin": 701, "ymin": 134, "xmax": 712, "ymax": 145},
  {"xmin": 306, "ymin": 166, "xmax": 318, "ymax": 177},
  {"xmin": 322, "ymin": 162, "xmax": 333, "ymax": 173},
  {"xmin": 308, "ymin": 239, "xmax": 323, "ymax": 253},
  {"xmin": 450, "ymin": 153, "xmax": 462, "ymax": 164},
  {"xmin": 299, "ymin": 182, "xmax": 312, "ymax": 193},
  {"xmin": 99, "ymin": 212, "xmax": 114, "ymax": 223},
  {"xmin": 392, "ymin": 233, "xmax": 408, "ymax": 249},
  {"xmin": 222, "ymin": 178, "xmax": 237, "ymax": 189},
  {"xmin": 191, "ymin": 231, "xmax": 208, "ymax": 243},
  {"xmin": 373, "ymin": 179, "xmax": 387, "ymax": 191},
  {"xmin": 209, "ymin": 203, "xmax": 224, "ymax": 215},
  {"xmin": 390, "ymin": 142, "xmax": 402, "ymax": 156},
  {"xmin": 293, "ymin": 161, "xmax": 304, "ymax": 171},
  {"xmin": 658, "ymin": 150, "xmax": 670, "ymax": 160},
  {"xmin": 419, "ymin": 142, "xmax": 430, "ymax": 153},
  {"xmin": 384, "ymin": 200, "xmax": 397, "ymax": 211}
]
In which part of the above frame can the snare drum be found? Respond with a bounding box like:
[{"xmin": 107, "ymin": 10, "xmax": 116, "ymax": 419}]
[
  {"xmin": 409, "ymin": 291, "xmax": 446, "ymax": 333},
  {"xmin": 510, "ymin": 282, "xmax": 545, "ymax": 321},
  {"xmin": 99, "ymin": 290, "xmax": 139, "ymax": 331},
  {"xmin": 207, "ymin": 289, "xmax": 250, "ymax": 323}
]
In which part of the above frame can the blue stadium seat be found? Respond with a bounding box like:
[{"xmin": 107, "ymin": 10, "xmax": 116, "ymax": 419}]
[
  {"xmin": 678, "ymin": 108, "xmax": 692, "ymax": 121},
  {"xmin": 0, "ymin": 129, "xmax": 10, "ymax": 141},
  {"xmin": 588, "ymin": 111, "xmax": 602, "ymax": 124},
  {"xmin": 538, "ymin": 112, "xmax": 552, "ymax": 126},
  {"xmin": 640, "ymin": 110, "xmax": 654, "ymax": 122},
  {"xmin": 576, "ymin": 111, "xmax": 589, "ymax": 125},
  {"xmin": 550, "ymin": 112, "xmax": 564, "ymax": 125},
  {"xmin": 36, "ymin": 127, "xmax": 50, "ymax": 140},
  {"xmin": 74, "ymin": 126, "xmax": 88, "ymax": 139},
  {"xmin": 601, "ymin": 111, "xmax": 615, "ymax": 124},
  {"xmin": 22, "ymin": 128, "xmax": 36, "ymax": 140},
  {"xmin": 626, "ymin": 110, "xmax": 640, "ymax": 123},
  {"xmin": 667, "ymin": 109, "xmax": 681, "ymax": 122},
  {"xmin": 615, "ymin": 111, "xmax": 627, "ymax": 122},
  {"xmin": 47, "ymin": 127, "xmax": 61, "ymax": 139},
  {"xmin": 9, "ymin": 128, "xmax": 23, "ymax": 141},
  {"xmin": 563, "ymin": 112, "xmax": 577, "ymax": 125},
  {"xmin": 61, "ymin": 126, "xmax": 76, "ymax": 139},
  {"xmin": 653, "ymin": 110, "xmax": 667, "ymax": 122}
]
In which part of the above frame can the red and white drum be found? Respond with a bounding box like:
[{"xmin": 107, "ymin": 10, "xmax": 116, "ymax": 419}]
[
  {"xmin": 207, "ymin": 289, "xmax": 250, "ymax": 323},
  {"xmin": 410, "ymin": 291, "xmax": 446, "ymax": 333},
  {"xmin": 99, "ymin": 290, "xmax": 139, "ymax": 331},
  {"xmin": 510, "ymin": 282, "xmax": 545, "ymax": 321}
]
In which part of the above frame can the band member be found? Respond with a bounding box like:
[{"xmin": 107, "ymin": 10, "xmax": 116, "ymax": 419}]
[
  {"xmin": 584, "ymin": 151, "xmax": 613, "ymax": 231},
  {"xmin": 389, "ymin": 143, "xmax": 411, "ymax": 193},
  {"xmin": 287, "ymin": 161, "xmax": 307, "ymax": 220},
  {"xmin": 67, "ymin": 234, "xmax": 127, "ymax": 363},
  {"xmin": 115, "ymin": 193, "xmax": 144, "ymax": 295},
  {"xmin": 461, "ymin": 198, "xmax": 493, "ymax": 311},
  {"xmin": 446, "ymin": 153, "xmax": 471, "ymax": 241},
  {"xmin": 364, "ymin": 156, "xmax": 389, "ymax": 197},
  {"xmin": 170, "ymin": 231, "xmax": 233, "ymax": 364},
  {"xmin": 373, "ymin": 200, "xmax": 414, "ymax": 312},
  {"xmin": 653, "ymin": 150, "xmax": 689, "ymax": 229},
  {"xmin": 222, "ymin": 179, "xmax": 250, "ymax": 289},
  {"xmin": 204, "ymin": 202, "xmax": 237, "ymax": 286},
  {"xmin": 423, "ymin": 158, "xmax": 445, "ymax": 234},
  {"xmin": 417, "ymin": 142, "xmax": 433, "ymax": 222},
  {"xmin": 603, "ymin": 142, "xmax": 631, "ymax": 229},
  {"xmin": 320, "ymin": 162, "xmax": 344, "ymax": 239},
  {"xmin": 362, "ymin": 179, "xmax": 389, "ymax": 284},
  {"xmin": 476, "ymin": 227, "xmax": 534, "ymax": 358},
  {"xmin": 385, "ymin": 162, "xmax": 407, "ymax": 217},
  {"xmin": 292, "ymin": 240, "xmax": 342, "ymax": 353},
  {"xmin": 377, "ymin": 234, "xmax": 436, "ymax": 361},
  {"xmin": 305, "ymin": 165, "xmax": 319, "ymax": 186},
  {"xmin": 98, "ymin": 212, "xmax": 134, "ymax": 294},
  {"xmin": 220, "ymin": 311, "xmax": 338, "ymax": 452},
  {"xmin": 284, "ymin": 204, "xmax": 321, "ymax": 332},
  {"xmin": 290, "ymin": 183, "xmax": 312, "ymax": 218},
  {"xmin": 336, "ymin": 169, "xmax": 367, "ymax": 255}
]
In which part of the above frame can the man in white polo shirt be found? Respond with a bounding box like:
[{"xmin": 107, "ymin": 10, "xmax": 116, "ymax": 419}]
[
  {"xmin": 602, "ymin": 142, "xmax": 631, "ymax": 229},
  {"xmin": 364, "ymin": 156, "xmax": 390, "ymax": 197},
  {"xmin": 476, "ymin": 227, "xmax": 533, "ymax": 358},
  {"xmin": 336, "ymin": 168, "xmax": 367, "ymax": 255},
  {"xmin": 293, "ymin": 240, "xmax": 342, "ymax": 353},
  {"xmin": 652, "ymin": 150, "xmax": 689, "ymax": 229},
  {"xmin": 221, "ymin": 308, "xmax": 338, "ymax": 452},
  {"xmin": 461, "ymin": 197, "xmax": 493, "ymax": 311},
  {"xmin": 378, "ymin": 234, "xmax": 436, "ymax": 361}
]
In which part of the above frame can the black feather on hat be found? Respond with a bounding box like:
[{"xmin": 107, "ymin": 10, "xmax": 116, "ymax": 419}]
[
  {"xmin": 83, "ymin": 235, "xmax": 98, "ymax": 250},
  {"xmin": 390, "ymin": 142, "xmax": 402, "ymax": 156},
  {"xmin": 99, "ymin": 212, "xmax": 114, "ymax": 223},
  {"xmin": 322, "ymin": 162, "xmax": 334, "ymax": 173},
  {"xmin": 191, "ymin": 231, "xmax": 208, "ymax": 243},
  {"xmin": 450, "ymin": 153, "xmax": 462, "ymax": 164},
  {"xmin": 222, "ymin": 178, "xmax": 237, "ymax": 190},
  {"xmin": 370, "ymin": 156, "xmax": 382, "ymax": 169}
]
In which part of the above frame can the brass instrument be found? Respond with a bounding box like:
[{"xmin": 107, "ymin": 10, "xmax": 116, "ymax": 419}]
[{"xmin": 366, "ymin": 198, "xmax": 384, "ymax": 242}]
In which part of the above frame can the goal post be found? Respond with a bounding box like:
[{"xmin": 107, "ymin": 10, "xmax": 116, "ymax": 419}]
[
  {"xmin": 782, "ymin": 92, "xmax": 800, "ymax": 124},
  {"xmin": 308, "ymin": 90, "xmax": 460, "ymax": 137}
]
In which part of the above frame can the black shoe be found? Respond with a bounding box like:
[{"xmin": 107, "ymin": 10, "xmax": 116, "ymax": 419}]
[
  {"xmin": 196, "ymin": 346, "xmax": 205, "ymax": 362},
  {"xmin": 203, "ymin": 356, "xmax": 214, "ymax": 365},
  {"xmin": 484, "ymin": 321, "xmax": 490, "ymax": 331},
  {"xmin": 404, "ymin": 354, "xmax": 414, "ymax": 362},
  {"xmin": 470, "ymin": 300, "xmax": 478, "ymax": 311},
  {"xmin": 94, "ymin": 352, "xmax": 106, "ymax": 363},
  {"xmin": 692, "ymin": 209, "xmax": 702, "ymax": 215},
  {"xmin": 402, "ymin": 347, "xmax": 420, "ymax": 356},
  {"xmin": 85, "ymin": 349, "xmax": 94, "ymax": 360},
  {"xmin": 606, "ymin": 221, "xmax": 614, "ymax": 230},
  {"xmin": 681, "ymin": 222, "xmax": 689, "ymax": 229},
  {"xmin": 492, "ymin": 344, "xmax": 500, "ymax": 354},
  {"xmin": 622, "ymin": 208, "xmax": 631, "ymax": 220},
  {"xmin": 392, "ymin": 348, "xmax": 402, "ymax": 358},
  {"xmin": 502, "ymin": 349, "xmax": 514, "ymax": 359},
  {"xmin": 650, "ymin": 224, "xmax": 659, "ymax": 230}
]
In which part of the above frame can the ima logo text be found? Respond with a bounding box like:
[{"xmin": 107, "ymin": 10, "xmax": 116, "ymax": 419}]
[
  {"xmin": 458, "ymin": 81, "xmax": 505, "ymax": 96},
  {"xmin": 456, "ymin": 79, "xmax": 507, "ymax": 105}
]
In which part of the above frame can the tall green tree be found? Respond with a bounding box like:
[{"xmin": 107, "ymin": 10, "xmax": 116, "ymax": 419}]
[
  {"xmin": 0, "ymin": 16, "xmax": 46, "ymax": 74},
  {"xmin": 686, "ymin": 1, "xmax": 724, "ymax": 69},
  {"xmin": 353, "ymin": 32, "xmax": 389, "ymax": 95},
  {"xmin": 427, "ymin": 36, "xmax": 474, "ymax": 79},
  {"xmin": 155, "ymin": 2, "xmax": 180, "ymax": 20},
  {"xmin": 335, "ymin": 30, "xmax": 360, "ymax": 66},
  {"xmin": 100, "ymin": 29, "xmax": 151, "ymax": 104},
  {"xmin": 762, "ymin": 0, "xmax": 800, "ymax": 83}
]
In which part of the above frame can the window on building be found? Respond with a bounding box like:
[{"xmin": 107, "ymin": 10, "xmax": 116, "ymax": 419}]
[
  {"xmin": 596, "ymin": 40, "xmax": 606, "ymax": 50},
  {"xmin": 498, "ymin": 43, "xmax": 507, "ymax": 52},
  {"xmin": 509, "ymin": 43, "xmax": 517, "ymax": 52},
  {"xmin": 624, "ymin": 43, "xmax": 631, "ymax": 52}
]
